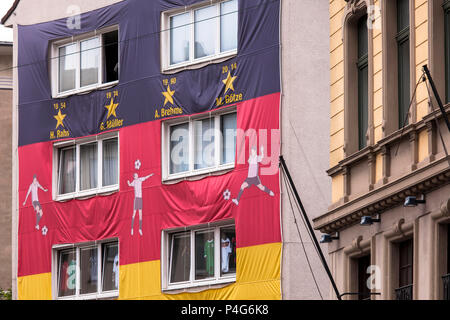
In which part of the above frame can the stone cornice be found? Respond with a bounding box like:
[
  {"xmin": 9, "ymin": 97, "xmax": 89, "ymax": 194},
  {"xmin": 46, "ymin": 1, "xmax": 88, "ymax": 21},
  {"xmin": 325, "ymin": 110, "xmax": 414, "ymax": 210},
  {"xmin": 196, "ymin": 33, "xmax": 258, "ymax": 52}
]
[{"xmin": 314, "ymin": 156, "xmax": 450, "ymax": 233}]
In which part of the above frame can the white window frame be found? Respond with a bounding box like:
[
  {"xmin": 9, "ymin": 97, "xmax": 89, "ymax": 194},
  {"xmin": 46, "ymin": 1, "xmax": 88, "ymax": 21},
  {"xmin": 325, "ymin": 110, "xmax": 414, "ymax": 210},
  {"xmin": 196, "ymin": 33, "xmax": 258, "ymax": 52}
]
[
  {"xmin": 51, "ymin": 25, "xmax": 120, "ymax": 98},
  {"xmin": 161, "ymin": 0, "xmax": 238, "ymax": 72},
  {"xmin": 161, "ymin": 108, "xmax": 237, "ymax": 181},
  {"xmin": 52, "ymin": 239, "xmax": 119, "ymax": 300},
  {"xmin": 53, "ymin": 131, "xmax": 119, "ymax": 201},
  {"xmin": 161, "ymin": 220, "xmax": 236, "ymax": 291}
]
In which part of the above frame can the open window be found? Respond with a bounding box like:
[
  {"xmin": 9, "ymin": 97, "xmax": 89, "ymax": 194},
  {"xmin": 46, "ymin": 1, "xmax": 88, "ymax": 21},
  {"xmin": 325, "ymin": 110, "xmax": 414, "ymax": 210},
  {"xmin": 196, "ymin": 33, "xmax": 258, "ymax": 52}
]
[{"xmin": 51, "ymin": 27, "xmax": 119, "ymax": 97}]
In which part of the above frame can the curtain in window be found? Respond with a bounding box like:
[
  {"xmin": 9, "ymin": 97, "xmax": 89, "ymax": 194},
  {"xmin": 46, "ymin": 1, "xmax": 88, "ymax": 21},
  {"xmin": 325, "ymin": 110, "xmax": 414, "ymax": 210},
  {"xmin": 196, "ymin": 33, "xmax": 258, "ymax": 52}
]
[
  {"xmin": 58, "ymin": 249, "xmax": 76, "ymax": 297},
  {"xmin": 103, "ymin": 138, "xmax": 118, "ymax": 187},
  {"xmin": 194, "ymin": 5, "xmax": 216, "ymax": 58},
  {"xmin": 221, "ymin": 0, "xmax": 238, "ymax": 52},
  {"xmin": 221, "ymin": 112, "xmax": 236, "ymax": 164},
  {"xmin": 170, "ymin": 232, "xmax": 191, "ymax": 283},
  {"xmin": 59, "ymin": 44, "xmax": 77, "ymax": 92},
  {"xmin": 80, "ymin": 247, "xmax": 98, "ymax": 295},
  {"xmin": 80, "ymin": 143, "xmax": 98, "ymax": 191},
  {"xmin": 58, "ymin": 147, "xmax": 76, "ymax": 195},
  {"xmin": 170, "ymin": 13, "xmax": 190, "ymax": 65},
  {"xmin": 194, "ymin": 118, "xmax": 215, "ymax": 169},
  {"xmin": 102, "ymin": 243, "xmax": 119, "ymax": 291},
  {"xmin": 170, "ymin": 123, "xmax": 189, "ymax": 174},
  {"xmin": 80, "ymin": 38, "xmax": 100, "ymax": 87}
]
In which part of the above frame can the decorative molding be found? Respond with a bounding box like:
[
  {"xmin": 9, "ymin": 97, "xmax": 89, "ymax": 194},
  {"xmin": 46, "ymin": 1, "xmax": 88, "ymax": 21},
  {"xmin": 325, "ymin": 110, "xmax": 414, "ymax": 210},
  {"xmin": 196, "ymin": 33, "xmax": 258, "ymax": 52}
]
[
  {"xmin": 315, "ymin": 158, "xmax": 450, "ymax": 233},
  {"xmin": 343, "ymin": 0, "xmax": 369, "ymax": 20},
  {"xmin": 393, "ymin": 218, "xmax": 405, "ymax": 237},
  {"xmin": 352, "ymin": 235, "xmax": 364, "ymax": 252},
  {"xmin": 438, "ymin": 197, "xmax": 450, "ymax": 218}
]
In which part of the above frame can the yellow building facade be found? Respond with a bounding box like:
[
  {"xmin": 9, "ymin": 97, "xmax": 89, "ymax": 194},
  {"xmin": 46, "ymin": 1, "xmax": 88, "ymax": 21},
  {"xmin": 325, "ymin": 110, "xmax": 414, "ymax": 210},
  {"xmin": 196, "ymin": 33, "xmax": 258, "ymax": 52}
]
[{"xmin": 314, "ymin": 0, "xmax": 450, "ymax": 300}]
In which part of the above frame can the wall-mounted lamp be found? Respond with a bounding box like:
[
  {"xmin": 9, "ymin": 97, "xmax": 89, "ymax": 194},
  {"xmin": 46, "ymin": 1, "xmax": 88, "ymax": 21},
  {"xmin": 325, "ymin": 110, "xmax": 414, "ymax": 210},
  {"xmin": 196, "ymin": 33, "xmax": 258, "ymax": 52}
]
[
  {"xmin": 360, "ymin": 214, "xmax": 381, "ymax": 226},
  {"xmin": 403, "ymin": 195, "xmax": 426, "ymax": 207},
  {"xmin": 320, "ymin": 232, "xmax": 339, "ymax": 244}
]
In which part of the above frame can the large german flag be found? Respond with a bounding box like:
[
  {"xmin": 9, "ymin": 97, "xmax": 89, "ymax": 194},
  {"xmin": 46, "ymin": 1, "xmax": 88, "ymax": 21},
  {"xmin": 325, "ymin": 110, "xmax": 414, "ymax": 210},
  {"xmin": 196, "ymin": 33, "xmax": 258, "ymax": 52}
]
[{"xmin": 17, "ymin": 0, "xmax": 281, "ymax": 300}]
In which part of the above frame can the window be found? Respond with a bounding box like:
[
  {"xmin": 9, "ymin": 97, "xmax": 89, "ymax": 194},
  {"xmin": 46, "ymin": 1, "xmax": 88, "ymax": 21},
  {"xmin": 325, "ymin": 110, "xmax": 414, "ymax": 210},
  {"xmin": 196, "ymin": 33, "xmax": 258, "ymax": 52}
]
[
  {"xmin": 397, "ymin": 0, "xmax": 410, "ymax": 128},
  {"xmin": 162, "ymin": 0, "xmax": 238, "ymax": 70},
  {"xmin": 54, "ymin": 240, "xmax": 119, "ymax": 300},
  {"xmin": 445, "ymin": 224, "xmax": 450, "ymax": 300},
  {"xmin": 162, "ymin": 221, "xmax": 236, "ymax": 290},
  {"xmin": 162, "ymin": 109, "xmax": 237, "ymax": 180},
  {"xmin": 343, "ymin": 6, "xmax": 370, "ymax": 156},
  {"xmin": 52, "ymin": 27, "xmax": 119, "ymax": 96},
  {"xmin": 444, "ymin": 1, "xmax": 450, "ymax": 102},
  {"xmin": 357, "ymin": 255, "xmax": 371, "ymax": 300},
  {"xmin": 54, "ymin": 134, "xmax": 119, "ymax": 200},
  {"xmin": 357, "ymin": 14, "xmax": 368, "ymax": 150},
  {"xmin": 447, "ymin": 224, "xmax": 450, "ymax": 275},
  {"xmin": 395, "ymin": 238, "xmax": 413, "ymax": 300}
]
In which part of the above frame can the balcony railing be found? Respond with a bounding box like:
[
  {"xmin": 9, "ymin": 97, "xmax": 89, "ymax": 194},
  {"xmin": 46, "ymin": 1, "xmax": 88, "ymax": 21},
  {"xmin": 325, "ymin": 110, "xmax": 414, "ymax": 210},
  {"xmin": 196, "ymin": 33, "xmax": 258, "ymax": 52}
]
[
  {"xmin": 443, "ymin": 274, "xmax": 450, "ymax": 300},
  {"xmin": 395, "ymin": 284, "xmax": 413, "ymax": 300}
]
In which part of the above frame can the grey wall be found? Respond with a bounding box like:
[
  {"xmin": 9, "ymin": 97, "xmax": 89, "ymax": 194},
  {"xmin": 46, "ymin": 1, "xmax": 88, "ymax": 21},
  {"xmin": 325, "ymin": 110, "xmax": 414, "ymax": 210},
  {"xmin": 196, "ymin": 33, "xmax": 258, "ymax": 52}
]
[
  {"xmin": 280, "ymin": 0, "xmax": 331, "ymax": 299},
  {"xmin": 0, "ymin": 51, "xmax": 12, "ymax": 291}
]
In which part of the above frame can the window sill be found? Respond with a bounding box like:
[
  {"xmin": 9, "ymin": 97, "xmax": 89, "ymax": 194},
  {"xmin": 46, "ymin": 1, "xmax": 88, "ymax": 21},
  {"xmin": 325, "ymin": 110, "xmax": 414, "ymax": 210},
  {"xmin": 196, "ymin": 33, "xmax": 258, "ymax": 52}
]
[
  {"xmin": 162, "ymin": 50, "xmax": 237, "ymax": 74},
  {"xmin": 53, "ymin": 80, "xmax": 119, "ymax": 99},
  {"xmin": 56, "ymin": 290, "xmax": 119, "ymax": 300},
  {"xmin": 163, "ymin": 276, "xmax": 236, "ymax": 293},
  {"xmin": 55, "ymin": 185, "xmax": 119, "ymax": 202},
  {"xmin": 163, "ymin": 163, "xmax": 235, "ymax": 184}
]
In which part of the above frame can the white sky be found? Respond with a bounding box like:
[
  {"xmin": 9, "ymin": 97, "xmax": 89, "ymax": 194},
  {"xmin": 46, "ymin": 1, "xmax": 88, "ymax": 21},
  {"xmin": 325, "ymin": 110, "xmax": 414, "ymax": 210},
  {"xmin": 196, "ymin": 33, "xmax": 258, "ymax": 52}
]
[{"xmin": 0, "ymin": 0, "xmax": 15, "ymax": 42}]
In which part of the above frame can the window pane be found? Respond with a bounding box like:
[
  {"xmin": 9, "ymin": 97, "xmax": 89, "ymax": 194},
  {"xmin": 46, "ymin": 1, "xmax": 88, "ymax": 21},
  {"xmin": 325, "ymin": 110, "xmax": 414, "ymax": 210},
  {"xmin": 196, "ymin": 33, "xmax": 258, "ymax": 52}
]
[
  {"xmin": 58, "ymin": 249, "xmax": 76, "ymax": 297},
  {"xmin": 446, "ymin": 9, "xmax": 450, "ymax": 103},
  {"xmin": 80, "ymin": 37, "xmax": 100, "ymax": 87},
  {"xmin": 357, "ymin": 255, "xmax": 371, "ymax": 300},
  {"xmin": 397, "ymin": 0, "xmax": 409, "ymax": 32},
  {"xmin": 399, "ymin": 239, "xmax": 413, "ymax": 287},
  {"xmin": 170, "ymin": 13, "xmax": 190, "ymax": 65},
  {"xmin": 398, "ymin": 38, "xmax": 410, "ymax": 128},
  {"xmin": 170, "ymin": 232, "xmax": 191, "ymax": 283},
  {"xmin": 358, "ymin": 64, "xmax": 368, "ymax": 150},
  {"xmin": 103, "ymin": 138, "xmax": 118, "ymax": 187},
  {"xmin": 170, "ymin": 123, "xmax": 189, "ymax": 174},
  {"xmin": 194, "ymin": 118, "xmax": 215, "ymax": 170},
  {"xmin": 221, "ymin": 112, "xmax": 236, "ymax": 164},
  {"xmin": 58, "ymin": 147, "xmax": 76, "ymax": 195},
  {"xmin": 221, "ymin": 0, "xmax": 238, "ymax": 52},
  {"xmin": 102, "ymin": 30, "xmax": 119, "ymax": 83},
  {"xmin": 80, "ymin": 143, "xmax": 98, "ymax": 191},
  {"xmin": 80, "ymin": 246, "xmax": 98, "ymax": 295},
  {"xmin": 195, "ymin": 5, "xmax": 217, "ymax": 58},
  {"xmin": 357, "ymin": 15, "xmax": 368, "ymax": 59},
  {"xmin": 195, "ymin": 230, "xmax": 215, "ymax": 280},
  {"xmin": 102, "ymin": 243, "xmax": 119, "ymax": 292},
  {"xmin": 220, "ymin": 226, "xmax": 236, "ymax": 276},
  {"xmin": 59, "ymin": 44, "xmax": 77, "ymax": 93}
]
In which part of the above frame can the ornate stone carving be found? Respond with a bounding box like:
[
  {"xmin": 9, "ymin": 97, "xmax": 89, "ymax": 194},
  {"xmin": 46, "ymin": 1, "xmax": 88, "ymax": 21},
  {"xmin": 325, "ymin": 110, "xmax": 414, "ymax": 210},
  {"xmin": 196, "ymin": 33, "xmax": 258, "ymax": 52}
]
[
  {"xmin": 393, "ymin": 218, "xmax": 405, "ymax": 236},
  {"xmin": 351, "ymin": 235, "xmax": 364, "ymax": 252},
  {"xmin": 440, "ymin": 198, "xmax": 450, "ymax": 217},
  {"xmin": 346, "ymin": 0, "xmax": 364, "ymax": 14}
]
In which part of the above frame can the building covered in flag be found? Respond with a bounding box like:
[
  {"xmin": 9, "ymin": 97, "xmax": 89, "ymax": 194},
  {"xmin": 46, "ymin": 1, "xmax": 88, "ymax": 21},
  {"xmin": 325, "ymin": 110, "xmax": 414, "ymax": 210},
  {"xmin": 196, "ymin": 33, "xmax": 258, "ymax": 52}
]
[{"xmin": 3, "ymin": 0, "xmax": 331, "ymax": 300}]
